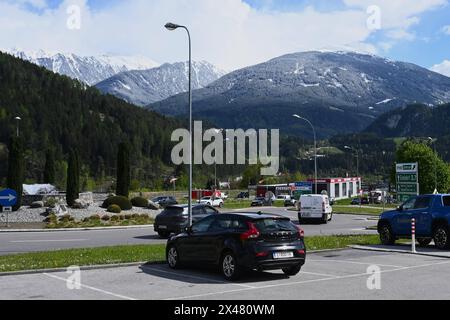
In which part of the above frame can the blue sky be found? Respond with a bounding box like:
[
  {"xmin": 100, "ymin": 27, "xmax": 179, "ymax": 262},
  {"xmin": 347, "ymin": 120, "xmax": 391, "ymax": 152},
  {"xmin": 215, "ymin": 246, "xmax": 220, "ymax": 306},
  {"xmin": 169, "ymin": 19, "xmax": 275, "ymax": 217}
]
[{"xmin": 0, "ymin": 0, "xmax": 449, "ymax": 74}]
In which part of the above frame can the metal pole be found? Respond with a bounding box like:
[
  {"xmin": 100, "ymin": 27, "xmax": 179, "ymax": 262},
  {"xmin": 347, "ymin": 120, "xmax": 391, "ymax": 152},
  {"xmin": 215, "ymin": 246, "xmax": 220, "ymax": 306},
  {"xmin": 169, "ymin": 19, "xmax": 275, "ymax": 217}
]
[
  {"xmin": 411, "ymin": 218, "xmax": 416, "ymax": 253},
  {"xmin": 184, "ymin": 26, "xmax": 193, "ymax": 228}
]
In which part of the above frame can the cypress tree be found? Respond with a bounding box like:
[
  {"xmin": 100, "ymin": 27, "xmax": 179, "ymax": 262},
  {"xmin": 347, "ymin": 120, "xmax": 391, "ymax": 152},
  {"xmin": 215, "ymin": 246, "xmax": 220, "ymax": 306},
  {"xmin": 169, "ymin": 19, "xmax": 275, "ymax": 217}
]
[
  {"xmin": 66, "ymin": 150, "xmax": 80, "ymax": 207},
  {"xmin": 43, "ymin": 149, "xmax": 56, "ymax": 184},
  {"xmin": 116, "ymin": 143, "xmax": 130, "ymax": 197},
  {"xmin": 6, "ymin": 136, "xmax": 24, "ymax": 211}
]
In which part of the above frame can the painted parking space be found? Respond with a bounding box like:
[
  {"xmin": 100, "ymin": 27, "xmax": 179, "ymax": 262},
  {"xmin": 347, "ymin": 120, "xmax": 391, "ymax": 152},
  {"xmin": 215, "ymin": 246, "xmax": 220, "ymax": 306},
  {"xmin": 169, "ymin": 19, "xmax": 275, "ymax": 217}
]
[{"xmin": 2, "ymin": 249, "xmax": 450, "ymax": 300}]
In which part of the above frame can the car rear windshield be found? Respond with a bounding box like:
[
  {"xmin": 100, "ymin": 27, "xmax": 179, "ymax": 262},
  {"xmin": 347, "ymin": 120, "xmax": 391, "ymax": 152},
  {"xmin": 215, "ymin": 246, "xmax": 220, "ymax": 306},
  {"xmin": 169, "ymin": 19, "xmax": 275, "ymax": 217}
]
[
  {"xmin": 161, "ymin": 207, "xmax": 185, "ymax": 216},
  {"xmin": 254, "ymin": 218, "xmax": 296, "ymax": 232},
  {"xmin": 443, "ymin": 196, "xmax": 450, "ymax": 207}
]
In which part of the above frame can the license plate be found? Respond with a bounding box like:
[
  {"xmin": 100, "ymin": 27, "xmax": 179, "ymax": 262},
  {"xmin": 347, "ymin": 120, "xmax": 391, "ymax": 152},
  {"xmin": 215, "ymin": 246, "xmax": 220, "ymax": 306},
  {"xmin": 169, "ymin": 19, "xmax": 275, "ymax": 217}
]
[
  {"xmin": 273, "ymin": 251, "xmax": 294, "ymax": 259},
  {"xmin": 159, "ymin": 225, "xmax": 167, "ymax": 229},
  {"xmin": 301, "ymin": 213, "xmax": 311, "ymax": 218}
]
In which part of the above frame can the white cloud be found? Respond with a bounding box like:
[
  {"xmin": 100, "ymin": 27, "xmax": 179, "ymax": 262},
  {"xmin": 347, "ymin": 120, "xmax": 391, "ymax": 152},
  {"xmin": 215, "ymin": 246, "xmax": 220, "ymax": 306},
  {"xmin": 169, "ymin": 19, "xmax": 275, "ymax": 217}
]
[
  {"xmin": 431, "ymin": 60, "xmax": 450, "ymax": 77},
  {"xmin": 0, "ymin": 0, "xmax": 446, "ymax": 70}
]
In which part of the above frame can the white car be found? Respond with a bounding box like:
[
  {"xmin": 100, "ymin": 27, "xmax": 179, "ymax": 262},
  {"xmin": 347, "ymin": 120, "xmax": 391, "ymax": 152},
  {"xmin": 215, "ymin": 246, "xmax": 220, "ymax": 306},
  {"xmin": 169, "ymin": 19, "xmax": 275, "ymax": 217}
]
[
  {"xmin": 199, "ymin": 196, "xmax": 224, "ymax": 208},
  {"xmin": 298, "ymin": 194, "xmax": 333, "ymax": 224}
]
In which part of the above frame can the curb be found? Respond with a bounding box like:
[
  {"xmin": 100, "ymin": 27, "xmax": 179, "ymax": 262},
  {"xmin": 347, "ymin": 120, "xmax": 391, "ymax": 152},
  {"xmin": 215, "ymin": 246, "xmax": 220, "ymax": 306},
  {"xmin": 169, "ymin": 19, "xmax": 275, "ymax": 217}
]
[
  {"xmin": 0, "ymin": 248, "xmax": 351, "ymax": 277},
  {"xmin": 0, "ymin": 225, "xmax": 154, "ymax": 233},
  {"xmin": 349, "ymin": 245, "xmax": 450, "ymax": 259},
  {"xmin": 0, "ymin": 261, "xmax": 167, "ymax": 277}
]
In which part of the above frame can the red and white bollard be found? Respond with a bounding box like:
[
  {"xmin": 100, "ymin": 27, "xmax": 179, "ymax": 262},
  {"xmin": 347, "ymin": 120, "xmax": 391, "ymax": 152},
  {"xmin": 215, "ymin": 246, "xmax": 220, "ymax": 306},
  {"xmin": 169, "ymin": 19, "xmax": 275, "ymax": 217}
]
[{"xmin": 411, "ymin": 218, "xmax": 417, "ymax": 253}]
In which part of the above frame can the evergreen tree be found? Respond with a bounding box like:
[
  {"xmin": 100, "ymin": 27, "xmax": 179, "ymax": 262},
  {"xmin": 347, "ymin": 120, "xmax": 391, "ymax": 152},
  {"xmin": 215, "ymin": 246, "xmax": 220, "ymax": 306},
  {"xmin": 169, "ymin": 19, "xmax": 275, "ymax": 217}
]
[
  {"xmin": 43, "ymin": 149, "xmax": 56, "ymax": 184},
  {"xmin": 6, "ymin": 136, "xmax": 24, "ymax": 211},
  {"xmin": 116, "ymin": 143, "xmax": 130, "ymax": 197},
  {"xmin": 66, "ymin": 150, "xmax": 80, "ymax": 207}
]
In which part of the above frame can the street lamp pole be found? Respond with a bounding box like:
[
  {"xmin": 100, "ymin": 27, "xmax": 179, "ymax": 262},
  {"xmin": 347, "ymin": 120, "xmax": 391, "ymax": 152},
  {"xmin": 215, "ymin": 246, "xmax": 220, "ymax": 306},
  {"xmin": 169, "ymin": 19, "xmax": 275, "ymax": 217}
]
[
  {"xmin": 15, "ymin": 117, "xmax": 21, "ymax": 137},
  {"xmin": 429, "ymin": 137, "xmax": 438, "ymax": 193},
  {"xmin": 293, "ymin": 114, "xmax": 318, "ymax": 194},
  {"xmin": 165, "ymin": 22, "xmax": 193, "ymax": 227}
]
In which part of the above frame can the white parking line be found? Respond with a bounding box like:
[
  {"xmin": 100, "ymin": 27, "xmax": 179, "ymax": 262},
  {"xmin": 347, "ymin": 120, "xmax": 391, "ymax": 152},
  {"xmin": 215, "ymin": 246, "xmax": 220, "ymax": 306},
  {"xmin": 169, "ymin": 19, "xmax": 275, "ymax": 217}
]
[
  {"xmin": 308, "ymin": 259, "xmax": 404, "ymax": 268},
  {"xmin": 300, "ymin": 271, "xmax": 339, "ymax": 278},
  {"xmin": 141, "ymin": 266, "xmax": 256, "ymax": 289},
  {"xmin": 166, "ymin": 257, "xmax": 450, "ymax": 300},
  {"xmin": 43, "ymin": 273, "xmax": 137, "ymax": 300},
  {"xmin": 10, "ymin": 239, "xmax": 88, "ymax": 243}
]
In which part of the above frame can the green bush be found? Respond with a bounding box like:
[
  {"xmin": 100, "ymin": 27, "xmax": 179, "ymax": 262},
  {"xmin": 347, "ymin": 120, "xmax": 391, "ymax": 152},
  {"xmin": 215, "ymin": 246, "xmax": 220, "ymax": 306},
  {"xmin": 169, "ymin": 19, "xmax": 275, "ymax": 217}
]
[
  {"xmin": 131, "ymin": 197, "xmax": 149, "ymax": 208},
  {"xmin": 101, "ymin": 215, "xmax": 111, "ymax": 221},
  {"xmin": 59, "ymin": 214, "xmax": 74, "ymax": 223},
  {"xmin": 45, "ymin": 213, "xmax": 57, "ymax": 223},
  {"xmin": 118, "ymin": 215, "xmax": 126, "ymax": 221},
  {"xmin": 101, "ymin": 196, "xmax": 132, "ymax": 211},
  {"xmin": 89, "ymin": 214, "xmax": 101, "ymax": 221},
  {"xmin": 131, "ymin": 213, "xmax": 139, "ymax": 219},
  {"xmin": 44, "ymin": 198, "xmax": 58, "ymax": 208},
  {"xmin": 111, "ymin": 215, "xmax": 120, "ymax": 222},
  {"xmin": 107, "ymin": 204, "xmax": 122, "ymax": 214},
  {"xmin": 124, "ymin": 214, "xmax": 132, "ymax": 220}
]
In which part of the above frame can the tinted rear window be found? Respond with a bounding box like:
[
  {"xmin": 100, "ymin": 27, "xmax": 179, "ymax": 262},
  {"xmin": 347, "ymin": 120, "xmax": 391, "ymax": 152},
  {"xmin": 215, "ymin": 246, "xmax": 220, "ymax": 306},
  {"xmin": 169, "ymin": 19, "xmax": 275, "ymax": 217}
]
[
  {"xmin": 443, "ymin": 196, "xmax": 450, "ymax": 207},
  {"xmin": 254, "ymin": 219, "xmax": 296, "ymax": 232},
  {"xmin": 161, "ymin": 207, "xmax": 185, "ymax": 216}
]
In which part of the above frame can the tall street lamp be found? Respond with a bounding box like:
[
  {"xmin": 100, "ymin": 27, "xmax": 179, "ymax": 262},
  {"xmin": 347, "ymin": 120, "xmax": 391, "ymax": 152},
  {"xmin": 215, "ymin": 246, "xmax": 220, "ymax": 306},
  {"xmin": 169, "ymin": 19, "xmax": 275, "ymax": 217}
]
[
  {"xmin": 165, "ymin": 22, "xmax": 193, "ymax": 227},
  {"xmin": 428, "ymin": 137, "xmax": 438, "ymax": 193},
  {"xmin": 344, "ymin": 146, "xmax": 360, "ymax": 179},
  {"xmin": 293, "ymin": 114, "xmax": 318, "ymax": 194},
  {"xmin": 14, "ymin": 116, "xmax": 21, "ymax": 137}
]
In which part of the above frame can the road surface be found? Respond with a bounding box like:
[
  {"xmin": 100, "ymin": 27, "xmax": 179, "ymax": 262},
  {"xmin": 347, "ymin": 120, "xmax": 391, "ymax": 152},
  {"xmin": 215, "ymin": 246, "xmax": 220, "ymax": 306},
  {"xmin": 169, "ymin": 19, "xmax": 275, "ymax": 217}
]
[{"xmin": 0, "ymin": 208, "xmax": 378, "ymax": 255}]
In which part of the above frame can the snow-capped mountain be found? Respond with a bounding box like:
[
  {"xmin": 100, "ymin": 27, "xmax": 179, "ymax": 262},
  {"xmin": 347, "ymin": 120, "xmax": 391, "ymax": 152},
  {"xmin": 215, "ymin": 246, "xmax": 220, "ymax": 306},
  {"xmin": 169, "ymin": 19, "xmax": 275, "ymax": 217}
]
[
  {"xmin": 4, "ymin": 49, "xmax": 159, "ymax": 85},
  {"xmin": 148, "ymin": 51, "xmax": 450, "ymax": 138},
  {"xmin": 95, "ymin": 61, "xmax": 227, "ymax": 106}
]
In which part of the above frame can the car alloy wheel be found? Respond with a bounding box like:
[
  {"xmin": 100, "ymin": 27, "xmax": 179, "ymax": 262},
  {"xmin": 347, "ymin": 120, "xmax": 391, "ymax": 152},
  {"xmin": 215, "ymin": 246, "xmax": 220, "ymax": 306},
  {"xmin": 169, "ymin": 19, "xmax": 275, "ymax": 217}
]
[
  {"xmin": 379, "ymin": 224, "xmax": 395, "ymax": 245},
  {"xmin": 167, "ymin": 246, "xmax": 179, "ymax": 269},
  {"xmin": 433, "ymin": 227, "xmax": 449, "ymax": 250},
  {"xmin": 282, "ymin": 264, "xmax": 302, "ymax": 276},
  {"xmin": 222, "ymin": 254, "xmax": 235, "ymax": 278}
]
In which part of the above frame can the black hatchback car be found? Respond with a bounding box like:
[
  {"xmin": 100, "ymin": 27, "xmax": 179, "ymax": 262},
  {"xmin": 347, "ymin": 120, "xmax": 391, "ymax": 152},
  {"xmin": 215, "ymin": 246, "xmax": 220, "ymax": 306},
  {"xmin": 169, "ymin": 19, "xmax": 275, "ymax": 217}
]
[
  {"xmin": 154, "ymin": 204, "xmax": 219, "ymax": 238},
  {"xmin": 166, "ymin": 213, "xmax": 306, "ymax": 281}
]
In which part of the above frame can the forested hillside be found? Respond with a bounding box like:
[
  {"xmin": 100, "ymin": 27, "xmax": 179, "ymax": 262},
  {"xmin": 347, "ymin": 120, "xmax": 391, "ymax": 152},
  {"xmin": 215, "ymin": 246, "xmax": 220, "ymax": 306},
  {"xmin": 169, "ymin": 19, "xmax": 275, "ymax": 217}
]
[{"xmin": 0, "ymin": 52, "xmax": 179, "ymax": 189}]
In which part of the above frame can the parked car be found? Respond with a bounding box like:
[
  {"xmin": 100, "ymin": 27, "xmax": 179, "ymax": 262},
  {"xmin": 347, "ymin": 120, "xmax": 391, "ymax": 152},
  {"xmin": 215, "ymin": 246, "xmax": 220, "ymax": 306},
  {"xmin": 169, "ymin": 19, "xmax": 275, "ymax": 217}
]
[
  {"xmin": 378, "ymin": 194, "xmax": 450, "ymax": 250},
  {"xmin": 351, "ymin": 197, "xmax": 369, "ymax": 205},
  {"xmin": 154, "ymin": 204, "xmax": 219, "ymax": 238},
  {"xmin": 251, "ymin": 197, "xmax": 270, "ymax": 207},
  {"xmin": 166, "ymin": 212, "xmax": 306, "ymax": 280},
  {"xmin": 152, "ymin": 196, "xmax": 178, "ymax": 208},
  {"xmin": 199, "ymin": 196, "xmax": 224, "ymax": 208},
  {"xmin": 298, "ymin": 194, "xmax": 333, "ymax": 224},
  {"xmin": 236, "ymin": 192, "xmax": 249, "ymax": 199},
  {"xmin": 284, "ymin": 196, "xmax": 297, "ymax": 207}
]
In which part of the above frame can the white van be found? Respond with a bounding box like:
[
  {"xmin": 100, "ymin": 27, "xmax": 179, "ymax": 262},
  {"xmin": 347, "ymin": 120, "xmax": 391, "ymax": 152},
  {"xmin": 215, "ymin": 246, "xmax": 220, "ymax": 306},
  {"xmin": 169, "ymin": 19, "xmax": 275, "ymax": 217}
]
[{"xmin": 298, "ymin": 195, "xmax": 333, "ymax": 224}]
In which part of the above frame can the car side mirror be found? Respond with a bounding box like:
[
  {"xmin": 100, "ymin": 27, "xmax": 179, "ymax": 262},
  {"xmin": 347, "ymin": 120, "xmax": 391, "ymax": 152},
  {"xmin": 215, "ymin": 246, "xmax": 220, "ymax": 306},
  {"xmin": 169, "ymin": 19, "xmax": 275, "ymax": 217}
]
[
  {"xmin": 396, "ymin": 206, "xmax": 403, "ymax": 212},
  {"xmin": 185, "ymin": 226, "xmax": 193, "ymax": 234}
]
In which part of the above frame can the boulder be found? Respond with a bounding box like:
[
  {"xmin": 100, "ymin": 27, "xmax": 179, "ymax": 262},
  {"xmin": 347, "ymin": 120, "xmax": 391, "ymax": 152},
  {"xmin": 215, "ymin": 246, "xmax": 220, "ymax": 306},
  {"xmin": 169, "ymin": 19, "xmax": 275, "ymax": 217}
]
[
  {"xmin": 148, "ymin": 200, "xmax": 160, "ymax": 210},
  {"xmin": 30, "ymin": 201, "xmax": 44, "ymax": 209},
  {"xmin": 72, "ymin": 199, "xmax": 89, "ymax": 209}
]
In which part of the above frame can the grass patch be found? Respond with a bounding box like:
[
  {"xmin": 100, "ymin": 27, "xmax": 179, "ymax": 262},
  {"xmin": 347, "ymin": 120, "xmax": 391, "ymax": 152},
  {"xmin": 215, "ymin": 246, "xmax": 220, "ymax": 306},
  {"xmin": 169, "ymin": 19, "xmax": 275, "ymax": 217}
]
[
  {"xmin": 223, "ymin": 200, "xmax": 252, "ymax": 209},
  {"xmin": 0, "ymin": 235, "xmax": 381, "ymax": 273},
  {"xmin": 0, "ymin": 245, "xmax": 166, "ymax": 273},
  {"xmin": 305, "ymin": 235, "xmax": 380, "ymax": 251},
  {"xmin": 333, "ymin": 206, "xmax": 383, "ymax": 216}
]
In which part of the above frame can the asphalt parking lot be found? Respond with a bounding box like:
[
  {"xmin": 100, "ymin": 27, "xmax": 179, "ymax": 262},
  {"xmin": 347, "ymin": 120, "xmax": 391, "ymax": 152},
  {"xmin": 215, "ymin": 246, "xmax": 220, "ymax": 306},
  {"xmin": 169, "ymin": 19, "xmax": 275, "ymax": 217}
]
[{"xmin": 2, "ymin": 249, "xmax": 450, "ymax": 300}]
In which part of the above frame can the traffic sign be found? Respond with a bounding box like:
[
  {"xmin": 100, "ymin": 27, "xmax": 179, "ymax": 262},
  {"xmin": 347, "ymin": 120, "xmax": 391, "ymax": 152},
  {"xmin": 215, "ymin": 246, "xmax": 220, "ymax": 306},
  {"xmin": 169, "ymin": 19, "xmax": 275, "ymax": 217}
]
[
  {"xmin": 397, "ymin": 173, "xmax": 418, "ymax": 183},
  {"xmin": 0, "ymin": 189, "xmax": 18, "ymax": 207},
  {"xmin": 397, "ymin": 183, "xmax": 419, "ymax": 194},
  {"xmin": 396, "ymin": 163, "xmax": 418, "ymax": 173}
]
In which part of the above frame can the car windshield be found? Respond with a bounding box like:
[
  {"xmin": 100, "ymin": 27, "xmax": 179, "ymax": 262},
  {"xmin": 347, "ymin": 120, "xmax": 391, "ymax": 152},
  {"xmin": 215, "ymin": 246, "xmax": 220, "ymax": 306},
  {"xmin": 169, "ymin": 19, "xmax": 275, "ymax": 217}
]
[
  {"xmin": 254, "ymin": 218, "xmax": 296, "ymax": 232},
  {"xmin": 202, "ymin": 197, "xmax": 211, "ymax": 200}
]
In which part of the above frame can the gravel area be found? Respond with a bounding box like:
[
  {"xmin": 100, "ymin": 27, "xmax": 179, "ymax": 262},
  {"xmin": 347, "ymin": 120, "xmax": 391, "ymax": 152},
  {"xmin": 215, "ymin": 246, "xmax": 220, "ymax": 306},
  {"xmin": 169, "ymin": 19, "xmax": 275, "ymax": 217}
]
[{"xmin": 0, "ymin": 201, "xmax": 162, "ymax": 224}]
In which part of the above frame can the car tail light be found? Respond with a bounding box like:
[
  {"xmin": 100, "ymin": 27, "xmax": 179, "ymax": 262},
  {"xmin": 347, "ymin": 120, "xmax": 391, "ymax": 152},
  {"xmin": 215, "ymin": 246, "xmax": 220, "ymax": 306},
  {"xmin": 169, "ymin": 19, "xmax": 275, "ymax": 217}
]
[
  {"xmin": 322, "ymin": 202, "xmax": 326, "ymax": 212},
  {"xmin": 240, "ymin": 222, "xmax": 260, "ymax": 241},
  {"xmin": 256, "ymin": 252, "xmax": 269, "ymax": 257},
  {"xmin": 297, "ymin": 249, "xmax": 305, "ymax": 255},
  {"xmin": 296, "ymin": 225, "xmax": 305, "ymax": 238}
]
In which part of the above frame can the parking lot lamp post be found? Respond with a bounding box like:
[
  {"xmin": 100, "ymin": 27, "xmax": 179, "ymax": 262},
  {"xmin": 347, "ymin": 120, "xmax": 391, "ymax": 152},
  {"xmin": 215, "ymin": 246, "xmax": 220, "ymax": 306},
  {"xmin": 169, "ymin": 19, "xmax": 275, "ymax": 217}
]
[
  {"xmin": 293, "ymin": 114, "xmax": 317, "ymax": 194},
  {"xmin": 14, "ymin": 116, "xmax": 21, "ymax": 137},
  {"xmin": 428, "ymin": 137, "xmax": 438, "ymax": 193},
  {"xmin": 344, "ymin": 146, "xmax": 360, "ymax": 179},
  {"xmin": 165, "ymin": 22, "xmax": 193, "ymax": 227}
]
